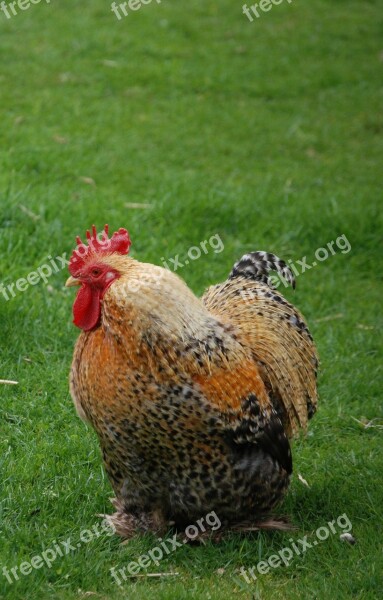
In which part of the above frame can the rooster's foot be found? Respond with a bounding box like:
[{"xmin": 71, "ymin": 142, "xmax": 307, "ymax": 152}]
[{"xmin": 99, "ymin": 497, "xmax": 168, "ymax": 539}]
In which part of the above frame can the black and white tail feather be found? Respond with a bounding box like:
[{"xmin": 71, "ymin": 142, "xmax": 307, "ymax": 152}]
[{"xmin": 229, "ymin": 251, "xmax": 296, "ymax": 290}]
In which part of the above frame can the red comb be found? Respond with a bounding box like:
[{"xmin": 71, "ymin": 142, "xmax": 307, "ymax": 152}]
[{"xmin": 69, "ymin": 224, "xmax": 131, "ymax": 277}]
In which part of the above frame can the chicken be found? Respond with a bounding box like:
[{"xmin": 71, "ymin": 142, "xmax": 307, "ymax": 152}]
[{"xmin": 66, "ymin": 225, "xmax": 318, "ymax": 537}]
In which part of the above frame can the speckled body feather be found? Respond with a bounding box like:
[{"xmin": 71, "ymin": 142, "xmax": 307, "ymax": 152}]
[{"xmin": 69, "ymin": 250, "xmax": 317, "ymax": 536}]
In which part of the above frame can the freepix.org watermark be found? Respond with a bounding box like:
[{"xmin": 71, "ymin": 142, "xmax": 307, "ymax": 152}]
[
  {"xmin": 160, "ymin": 234, "xmax": 224, "ymax": 272},
  {"xmin": 240, "ymin": 234, "xmax": 351, "ymax": 298},
  {"xmin": 238, "ymin": 513, "xmax": 353, "ymax": 584},
  {"xmin": 111, "ymin": 0, "xmax": 161, "ymax": 21},
  {"xmin": 117, "ymin": 233, "xmax": 224, "ymax": 295},
  {"xmin": 243, "ymin": 0, "xmax": 293, "ymax": 22},
  {"xmin": 0, "ymin": 0, "xmax": 51, "ymax": 20},
  {"xmin": 271, "ymin": 233, "xmax": 351, "ymax": 287},
  {"xmin": 110, "ymin": 511, "xmax": 221, "ymax": 585},
  {"xmin": 0, "ymin": 233, "xmax": 223, "ymax": 301},
  {"xmin": 2, "ymin": 519, "xmax": 115, "ymax": 585},
  {"xmin": 0, "ymin": 253, "xmax": 70, "ymax": 301},
  {"xmin": 0, "ymin": 228, "xmax": 112, "ymax": 301}
]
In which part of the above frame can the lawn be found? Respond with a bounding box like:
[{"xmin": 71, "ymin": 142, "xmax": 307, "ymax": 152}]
[{"xmin": 0, "ymin": 0, "xmax": 382, "ymax": 598}]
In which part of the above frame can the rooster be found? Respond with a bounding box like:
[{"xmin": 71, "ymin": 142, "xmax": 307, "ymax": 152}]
[{"xmin": 66, "ymin": 225, "xmax": 318, "ymax": 537}]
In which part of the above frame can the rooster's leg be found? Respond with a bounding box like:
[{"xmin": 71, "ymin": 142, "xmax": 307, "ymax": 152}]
[{"xmin": 101, "ymin": 497, "xmax": 168, "ymax": 539}]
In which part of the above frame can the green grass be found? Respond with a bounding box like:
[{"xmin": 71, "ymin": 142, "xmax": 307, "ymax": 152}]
[{"xmin": 0, "ymin": 0, "xmax": 382, "ymax": 598}]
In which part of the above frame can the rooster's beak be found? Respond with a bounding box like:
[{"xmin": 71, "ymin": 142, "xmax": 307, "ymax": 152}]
[{"xmin": 65, "ymin": 276, "xmax": 81, "ymax": 288}]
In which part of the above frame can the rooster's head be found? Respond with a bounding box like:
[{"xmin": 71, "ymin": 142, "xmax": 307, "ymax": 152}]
[{"xmin": 66, "ymin": 224, "xmax": 131, "ymax": 331}]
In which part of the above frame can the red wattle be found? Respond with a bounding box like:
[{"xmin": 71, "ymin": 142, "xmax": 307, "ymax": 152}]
[{"xmin": 72, "ymin": 284, "xmax": 101, "ymax": 331}]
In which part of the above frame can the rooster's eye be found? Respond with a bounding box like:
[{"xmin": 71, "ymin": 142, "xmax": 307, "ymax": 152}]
[{"xmin": 91, "ymin": 268, "xmax": 102, "ymax": 277}]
